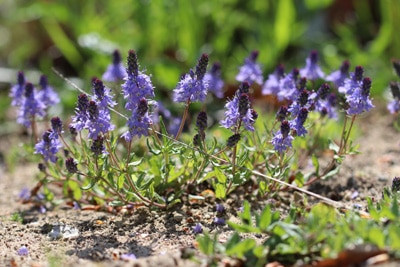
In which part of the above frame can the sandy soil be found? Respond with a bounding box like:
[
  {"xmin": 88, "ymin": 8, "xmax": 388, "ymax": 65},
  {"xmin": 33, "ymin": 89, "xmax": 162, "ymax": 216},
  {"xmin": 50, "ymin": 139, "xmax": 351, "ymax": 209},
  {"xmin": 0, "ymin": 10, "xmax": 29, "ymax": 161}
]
[{"xmin": 0, "ymin": 101, "xmax": 399, "ymax": 267}]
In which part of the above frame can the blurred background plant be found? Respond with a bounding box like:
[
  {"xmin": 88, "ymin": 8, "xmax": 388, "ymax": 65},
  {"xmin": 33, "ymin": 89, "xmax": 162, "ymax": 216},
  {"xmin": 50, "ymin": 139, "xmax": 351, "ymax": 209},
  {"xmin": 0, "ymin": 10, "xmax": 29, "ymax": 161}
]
[{"xmin": 0, "ymin": 0, "xmax": 399, "ymax": 140}]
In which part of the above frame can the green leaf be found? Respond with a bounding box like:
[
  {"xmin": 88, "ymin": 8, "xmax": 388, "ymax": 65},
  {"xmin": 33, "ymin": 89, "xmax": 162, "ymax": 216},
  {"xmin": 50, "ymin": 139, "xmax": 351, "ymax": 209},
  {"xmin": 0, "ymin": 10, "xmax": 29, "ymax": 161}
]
[
  {"xmin": 311, "ymin": 154, "xmax": 319, "ymax": 175},
  {"xmin": 128, "ymin": 158, "xmax": 143, "ymax": 166},
  {"xmin": 68, "ymin": 180, "xmax": 82, "ymax": 200},
  {"xmin": 215, "ymin": 183, "xmax": 226, "ymax": 199},
  {"xmin": 196, "ymin": 232, "xmax": 216, "ymax": 256},
  {"xmin": 226, "ymin": 238, "xmax": 256, "ymax": 259},
  {"xmin": 214, "ymin": 167, "xmax": 227, "ymax": 184}
]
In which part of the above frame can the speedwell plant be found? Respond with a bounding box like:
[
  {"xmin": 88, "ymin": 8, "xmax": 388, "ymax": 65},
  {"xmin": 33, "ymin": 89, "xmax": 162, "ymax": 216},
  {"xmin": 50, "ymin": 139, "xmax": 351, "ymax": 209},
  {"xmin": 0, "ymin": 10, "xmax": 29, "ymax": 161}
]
[{"xmin": 10, "ymin": 49, "xmax": 373, "ymax": 210}]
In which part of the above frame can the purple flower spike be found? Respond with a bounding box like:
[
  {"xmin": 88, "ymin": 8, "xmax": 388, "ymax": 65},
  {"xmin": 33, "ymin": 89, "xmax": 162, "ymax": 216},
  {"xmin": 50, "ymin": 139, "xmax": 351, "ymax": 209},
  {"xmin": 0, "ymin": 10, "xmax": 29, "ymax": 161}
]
[
  {"xmin": 86, "ymin": 101, "xmax": 115, "ymax": 139},
  {"xmin": 34, "ymin": 130, "xmax": 62, "ymax": 163},
  {"xmin": 10, "ymin": 71, "xmax": 26, "ymax": 106},
  {"xmin": 236, "ymin": 50, "xmax": 263, "ymax": 85},
  {"xmin": 17, "ymin": 83, "xmax": 46, "ymax": 127},
  {"xmin": 346, "ymin": 77, "xmax": 374, "ymax": 115},
  {"xmin": 50, "ymin": 116, "xmax": 63, "ymax": 139},
  {"xmin": 220, "ymin": 82, "xmax": 255, "ymax": 132},
  {"xmin": 70, "ymin": 94, "xmax": 90, "ymax": 132},
  {"xmin": 300, "ymin": 50, "xmax": 325, "ymax": 80},
  {"xmin": 262, "ymin": 64, "xmax": 285, "ymax": 96},
  {"xmin": 326, "ymin": 60, "xmax": 350, "ymax": 87},
  {"xmin": 271, "ymin": 120, "xmax": 294, "ymax": 153},
  {"xmin": 37, "ymin": 75, "xmax": 60, "ymax": 108},
  {"xmin": 173, "ymin": 54, "xmax": 209, "ymax": 103},
  {"xmin": 66, "ymin": 157, "xmax": 78, "ymax": 174},
  {"xmin": 91, "ymin": 135, "xmax": 106, "ymax": 156},
  {"xmin": 122, "ymin": 98, "xmax": 152, "ymax": 141},
  {"xmin": 102, "ymin": 49, "xmax": 127, "ymax": 82},
  {"xmin": 92, "ymin": 78, "xmax": 116, "ymax": 109},
  {"xmin": 277, "ymin": 68, "xmax": 299, "ymax": 101},
  {"xmin": 290, "ymin": 107, "xmax": 308, "ymax": 136},
  {"xmin": 339, "ymin": 66, "xmax": 364, "ymax": 95},
  {"xmin": 203, "ymin": 62, "xmax": 224, "ymax": 98}
]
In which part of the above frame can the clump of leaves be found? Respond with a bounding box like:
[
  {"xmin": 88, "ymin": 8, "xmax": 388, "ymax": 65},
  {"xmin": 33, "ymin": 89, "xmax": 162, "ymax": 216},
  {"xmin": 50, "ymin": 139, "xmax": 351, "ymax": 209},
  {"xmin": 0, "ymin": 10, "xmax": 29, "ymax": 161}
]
[{"xmin": 197, "ymin": 196, "xmax": 400, "ymax": 266}]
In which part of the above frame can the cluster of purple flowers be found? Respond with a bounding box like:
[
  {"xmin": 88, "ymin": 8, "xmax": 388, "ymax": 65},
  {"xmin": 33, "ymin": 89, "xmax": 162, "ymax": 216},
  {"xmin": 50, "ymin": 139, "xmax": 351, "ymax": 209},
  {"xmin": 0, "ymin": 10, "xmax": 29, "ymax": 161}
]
[
  {"xmin": 173, "ymin": 54, "xmax": 210, "ymax": 103},
  {"xmin": 259, "ymin": 51, "xmax": 374, "ymax": 153},
  {"xmin": 34, "ymin": 117, "xmax": 63, "ymax": 163},
  {"xmin": 121, "ymin": 50, "xmax": 155, "ymax": 141},
  {"xmin": 10, "ymin": 72, "xmax": 59, "ymax": 128},
  {"xmin": 70, "ymin": 78, "xmax": 115, "ymax": 142}
]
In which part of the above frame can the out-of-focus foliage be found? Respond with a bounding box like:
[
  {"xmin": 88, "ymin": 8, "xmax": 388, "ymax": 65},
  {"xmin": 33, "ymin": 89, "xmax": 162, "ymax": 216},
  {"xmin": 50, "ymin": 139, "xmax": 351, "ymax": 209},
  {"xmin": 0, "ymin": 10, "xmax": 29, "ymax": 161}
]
[{"xmin": 0, "ymin": 0, "xmax": 399, "ymax": 96}]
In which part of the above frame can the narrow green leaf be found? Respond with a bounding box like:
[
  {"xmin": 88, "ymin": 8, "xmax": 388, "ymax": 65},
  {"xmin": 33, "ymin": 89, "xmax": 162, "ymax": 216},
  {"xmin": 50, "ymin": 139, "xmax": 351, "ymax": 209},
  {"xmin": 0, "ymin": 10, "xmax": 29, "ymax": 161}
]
[{"xmin": 215, "ymin": 183, "xmax": 226, "ymax": 199}]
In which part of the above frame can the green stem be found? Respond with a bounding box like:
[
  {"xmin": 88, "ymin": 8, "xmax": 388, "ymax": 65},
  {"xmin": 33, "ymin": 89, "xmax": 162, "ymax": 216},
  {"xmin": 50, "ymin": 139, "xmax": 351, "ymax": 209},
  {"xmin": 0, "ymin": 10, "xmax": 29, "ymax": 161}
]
[{"xmin": 175, "ymin": 99, "xmax": 191, "ymax": 140}]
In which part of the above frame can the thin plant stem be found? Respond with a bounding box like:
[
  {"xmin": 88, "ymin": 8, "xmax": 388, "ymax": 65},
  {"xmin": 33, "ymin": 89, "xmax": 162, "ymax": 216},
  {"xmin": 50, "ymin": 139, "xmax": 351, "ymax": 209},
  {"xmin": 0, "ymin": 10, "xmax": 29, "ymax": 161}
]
[{"xmin": 175, "ymin": 99, "xmax": 191, "ymax": 140}]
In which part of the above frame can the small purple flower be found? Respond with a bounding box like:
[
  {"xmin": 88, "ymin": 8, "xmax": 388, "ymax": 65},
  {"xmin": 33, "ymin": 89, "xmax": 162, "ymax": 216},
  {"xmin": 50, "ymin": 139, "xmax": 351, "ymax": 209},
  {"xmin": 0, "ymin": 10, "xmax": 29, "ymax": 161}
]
[
  {"xmin": 262, "ymin": 64, "xmax": 285, "ymax": 96},
  {"xmin": 39, "ymin": 205, "xmax": 46, "ymax": 214},
  {"xmin": 346, "ymin": 77, "xmax": 374, "ymax": 115},
  {"xmin": 326, "ymin": 60, "xmax": 350, "ymax": 87},
  {"xmin": 102, "ymin": 49, "xmax": 127, "ymax": 82},
  {"xmin": 70, "ymin": 94, "xmax": 90, "ymax": 131},
  {"xmin": 34, "ymin": 130, "xmax": 62, "ymax": 163},
  {"xmin": 213, "ymin": 217, "xmax": 225, "ymax": 226},
  {"xmin": 271, "ymin": 120, "xmax": 294, "ymax": 153},
  {"xmin": 122, "ymin": 98, "xmax": 152, "ymax": 141},
  {"xmin": 173, "ymin": 54, "xmax": 209, "ymax": 103},
  {"xmin": 193, "ymin": 223, "xmax": 203, "ymax": 234},
  {"xmin": 277, "ymin": 68, "xmax": 299, "ymax": 101},
  {"xmin": 289, "ymin": 107, "xmax": 308, "ymax": 137},
  {"xmin": 92, "ymin": 78, "xmax": 116, "ymax": 109},
  {"xmin": 216, "ymin": 203, "xmax": 225, "ymax": 213},
  {"xmin": 17, "ymin": 83, "xmax": 46, "ymax": 127},
  {"xmin": 288, "ymin": 90, "xmax": 311, "ymax": 117},
  {"xmin": 37, "ymin": 75, "xmax": 60, "ymax": 108},
  {"xmin": 121, "ymin": 253, "xmax": 137, "ymax": 261},
  {"xmin": 73, "ymin": 201, "xmax": 80, "ymax": 210},
  {"xmin": 236, "ymin": 50, "xmax": 263, "ymax": 85},
  {"xmin": 316, "ymin": 93, "xmax": 338, "ymax": 119},
  {"xmin": 18, "ymin": 187, "xmax": 31, "ymax": 201},
  {"xmin": 300, "ymin": 50, "xmax": 325, "ymax": 80},
  {"xmin": 86, "ymin": 101, "xmax": 115, "ymax": 139},
  {"xmin": 122, "ymin": 50, "xmax": 155, "ymax": 111},
  {"xmin": 17, "ymin": 246, "xmax": 29, "ymax": 256},
  {"xmin": 338, "ymin": 66, "xmax": 364, "ymax": 95},
  {"xmin": 10, "ymin": 71, "xmax": 26, "ymax": 106},
  {"xmin": 204, "ymin": 62, "xmax": 224, "ymax": 98},
  {"xmin": 220, "ymin": 82, "xmax": 255, "ymax": 132}
]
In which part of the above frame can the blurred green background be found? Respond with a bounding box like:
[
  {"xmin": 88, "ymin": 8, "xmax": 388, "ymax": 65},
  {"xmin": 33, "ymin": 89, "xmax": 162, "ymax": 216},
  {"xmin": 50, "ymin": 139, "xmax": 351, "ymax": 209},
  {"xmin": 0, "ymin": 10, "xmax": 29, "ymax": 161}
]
[{"xmin": 1, "ymin": 0, "xmax": 399, "ymax": 109}]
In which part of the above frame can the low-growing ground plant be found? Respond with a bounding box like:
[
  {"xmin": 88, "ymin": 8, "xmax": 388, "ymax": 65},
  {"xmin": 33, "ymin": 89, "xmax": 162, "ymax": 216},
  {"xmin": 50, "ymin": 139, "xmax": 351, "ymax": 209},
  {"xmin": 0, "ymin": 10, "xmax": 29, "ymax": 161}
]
[{"xmin": 9, "ymin": 48, "xmax": 395, "ymax": 265}]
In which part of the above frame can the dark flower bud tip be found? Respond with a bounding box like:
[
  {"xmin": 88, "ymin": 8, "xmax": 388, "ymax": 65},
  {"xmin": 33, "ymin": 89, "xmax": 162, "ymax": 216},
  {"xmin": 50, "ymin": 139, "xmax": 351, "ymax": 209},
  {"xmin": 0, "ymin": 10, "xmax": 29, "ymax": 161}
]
[
  {"xmin": 340, "ymin": 60, "xmax": 350, "ymax": 74},
  {"xmin": 250, "ymin": 50, "xmax": 259, "ymax": 62},
  {"xmin": 137, "ymin": 98, "xmax": 149, "ymax": 117},
  {"xmin": 69, "ymin": 125, "xmax": 77, "ymax": 137},
  {"xmin": 281, "ymin": 120, "xmax": 290, "ymax": 138},
  {"xmin": 309, "ymin": 50, "xmax": 319, "ymax": 64},
  {"xmin": 354, "ymin": 66, "xmax": 364, "ymax": 81},
  {"xmin": 66, "ymin": 157, "xmax": 78, "ymax": 174},
  {"xmin": 298, "ymin": 77, "xmax": 307, "ymax": 91},
  {"xmin": 77, "ymin": 94, "xmax": 89, "ymax": 112},
  {"xmin": 38, "ymin": 163, "xmax": 46, "ymax": 172},
  {"xmin": 93, "ymin": 78, "xmax": 105, "ymax": 99},
  {"xmin": 298, "ymin": 108, "xmax": 309, "ymax": 125},
  {"xmin": 127, "ymin": 50, "xmax": 139, "ymax": 77},
  {"xmin": 299, "ymin": 90, "xmax": 309, "ymax": 106},
  {"xmin": 51, "ymin": 117, "xmax": 63, "ymax": 133},
  {"xmin": 251, "ymin": 109, "xmax": 258, "ymax": 123},
  {"xmin": 88, "ymin": 101, "xmax": 99, "ymax": 120},
  {"xmin": 196, "ymin": 111, "xmax": 208, "ymax": 131},
  {"xmin": 193, "ymin": 134, "xmax": 201, "ymax": 147},
  {"xmin": 392, "ymin": 59, "xmax": 400, "ymax": 78},
  {"xmin": 112, "ymin": 49, "xmax": 122, "ymax": 65},
  {"xmin": 39, "ymin": 75, "xmax": 48, "ymax": 89},
  {"xmin": 362, "ymin": 77, "xmax": 372, "ymax": 96},
  {"xmin": 17, "ymin": 71, "xmax": 25, "ymax": 86},
  {"xmin": 276, "ymin": 106, "xmax": 288, "ymax": 122},
  {"xmin": 276, "ymin": 64, "xmax": 285, "ymax": 78},
  {"xmin": 91, "ymin": 136, "xmax": 105, "ymax": 156},
  {"xmin": 318, "ymin": 83, "xmax": 330, "ymax": 100},
  {"xmin": 195, "ymin": 53, "xmax": 209, "ymax": 80},
  {"xmin": 392, "ymin": 177, "xmax": 400, "ymax": 192},
  {"xmin": 227, "ymin": 133, "xmax": 241, "ymax": 148},
  {"xmin": 390, "ymin": 82, "xmax": 400, "ymax": 99},
  {"xmin": 238, "ymin": 93, "xmax": 250, "ymax": 116},
  {"xmin": 24, "ymin": 83, "xmax": 34, "ymax": 98},
  {"xmin": 238, "ymin": 82, "xmax": 250, "ymax": 95},
  {"xmin": 210, "ymin": 62, "xmax": 221, "ymax": 74}
]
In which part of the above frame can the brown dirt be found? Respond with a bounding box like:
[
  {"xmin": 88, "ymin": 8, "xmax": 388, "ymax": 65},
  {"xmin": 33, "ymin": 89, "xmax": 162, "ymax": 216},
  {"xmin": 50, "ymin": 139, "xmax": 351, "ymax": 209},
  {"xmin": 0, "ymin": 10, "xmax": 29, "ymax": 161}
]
[{"xmin": 0, "ymin": 100, "xmax": 399, "ymax": 267}]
